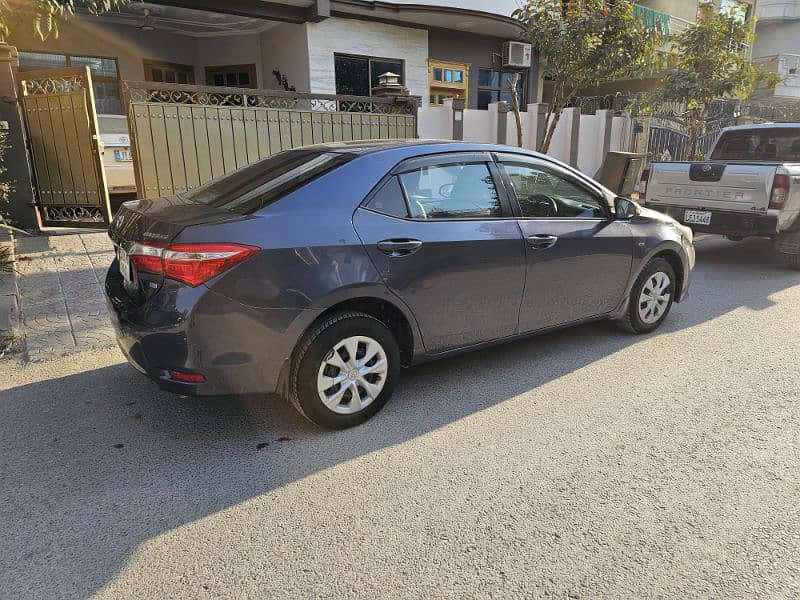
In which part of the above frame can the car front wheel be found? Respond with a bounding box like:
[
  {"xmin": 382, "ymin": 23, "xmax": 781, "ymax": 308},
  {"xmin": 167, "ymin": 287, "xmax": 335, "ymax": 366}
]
[
  {"xmin": 617, "ymin": 258, "xmax": 676, "ymax": 334},
  {"xmin": 289, "ymin": 311, "xmax": 400, "ymax": 430}
]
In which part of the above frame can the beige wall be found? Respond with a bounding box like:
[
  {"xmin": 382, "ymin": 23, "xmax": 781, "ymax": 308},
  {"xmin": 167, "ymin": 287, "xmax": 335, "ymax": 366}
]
[
  {"xmin": 7, "ymin": 16, "xmax": 196, "ymax": 81},
  {"xmin": 6, "ymin": 14, "xmax": 301, "ymax": 91},
  {"xmin": 260, "ymin": 23, "xmax": 311, "ymax": 92}
]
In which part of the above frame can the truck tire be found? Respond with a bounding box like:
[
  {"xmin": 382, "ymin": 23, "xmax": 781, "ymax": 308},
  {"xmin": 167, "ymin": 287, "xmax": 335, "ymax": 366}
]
[
  {"xmin": 780, "ymin": 252, "xmax": 800, "ymax": 270},
  {"xmin": 775, "ymin": 233, "xmax": 800, "ymax": 270}
]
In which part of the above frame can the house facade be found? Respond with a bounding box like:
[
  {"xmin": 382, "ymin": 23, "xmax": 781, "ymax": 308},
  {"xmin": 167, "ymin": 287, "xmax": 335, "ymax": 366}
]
[
  {"xmin": 2, "ymin": 0, "xmax": 545, "ymax": 229},
  {"xmin": 8, "ymin": 0, "xmax": 535, "ymax": 116},
  {"xmin": 752, "ymin": 0, "xmax": 800, "ymax": 102}
]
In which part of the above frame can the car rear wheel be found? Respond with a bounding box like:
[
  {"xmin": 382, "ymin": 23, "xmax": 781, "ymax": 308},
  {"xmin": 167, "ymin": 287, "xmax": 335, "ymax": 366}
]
[
  {"xmin": 289, "ymin": 311, "xmax": 400, "ymax": 430},
  {"xmin": 617, "ymin": 258, "xmax": 676, "ymax": 334}
]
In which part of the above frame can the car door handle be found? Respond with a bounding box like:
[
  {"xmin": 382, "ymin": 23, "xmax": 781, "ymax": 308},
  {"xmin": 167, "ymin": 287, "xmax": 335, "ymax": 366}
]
[
  {"xmin": 377, "ymin": 239, "xmax": 423, "ymax": 257},
  {"xmin": 526, "ymin": 234, "xmax": 558, "ymax": 250}
]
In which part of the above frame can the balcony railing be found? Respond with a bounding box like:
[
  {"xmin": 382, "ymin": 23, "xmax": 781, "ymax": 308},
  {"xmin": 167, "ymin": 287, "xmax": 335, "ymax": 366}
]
[
  {"xmin": 753, "ymin": 53, "xmax": 800, "ymax": 99},
  {"xmin": 633, "ymin": 4, "xmax": 693, "ymax": 37}
]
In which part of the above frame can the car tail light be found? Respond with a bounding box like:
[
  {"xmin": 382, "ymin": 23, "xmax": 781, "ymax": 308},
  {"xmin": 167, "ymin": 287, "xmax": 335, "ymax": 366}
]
[
  {"xmin": 168, "ymin": 370, "xmax": 206, "ymax": 384},
  {"xmin": 637, "ymin": 167, "xmax": 651, "ymax": 197},
  {"xmin": 129, "ymin": 242, "xmax": 259, "ymax": 287},
  {"xmin": 770, "ymin": 174, "xmax": 791, "ymax": 210}
]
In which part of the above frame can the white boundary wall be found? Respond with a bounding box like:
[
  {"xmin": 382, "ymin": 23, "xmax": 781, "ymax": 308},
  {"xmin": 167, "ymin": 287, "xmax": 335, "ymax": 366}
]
[{"xmin": 418, "ymin": 102, "xmax": 634, "ymax": 178}]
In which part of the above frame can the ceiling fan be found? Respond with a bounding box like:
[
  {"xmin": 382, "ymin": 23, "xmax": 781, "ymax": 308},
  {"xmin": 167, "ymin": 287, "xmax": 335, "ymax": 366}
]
[{"xmin": 138, "ymin": 8, "xmax": 156, "ymax": 31}]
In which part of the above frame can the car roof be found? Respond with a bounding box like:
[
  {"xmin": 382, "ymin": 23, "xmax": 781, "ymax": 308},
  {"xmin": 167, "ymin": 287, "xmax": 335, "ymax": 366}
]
[
  {"xmin": 301, "ymin": 139, "xmax": 545, "ymax": 158},
  {"xmin": 722, "ymin": 123, "xmax": 800, "ymax": 132}
]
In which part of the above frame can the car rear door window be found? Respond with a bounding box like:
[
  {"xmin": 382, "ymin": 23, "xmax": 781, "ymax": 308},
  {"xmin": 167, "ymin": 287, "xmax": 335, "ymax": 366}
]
[
  {"xmin": 398, "ymin": 163, "xmax": 502, "ymax": 219},
  {"xmin": 500, "ymin": 161, "xmax": 607, "ymax": 219},
  {"xmin": 365, "ymin": 176, "xmax": 409, "ymax": 218}
]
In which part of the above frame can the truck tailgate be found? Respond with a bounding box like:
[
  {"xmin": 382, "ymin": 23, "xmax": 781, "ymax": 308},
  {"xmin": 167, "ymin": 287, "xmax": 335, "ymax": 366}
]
[{"xmin": 646, "ymin": 162, "xmax": 776, "ymax": 213}]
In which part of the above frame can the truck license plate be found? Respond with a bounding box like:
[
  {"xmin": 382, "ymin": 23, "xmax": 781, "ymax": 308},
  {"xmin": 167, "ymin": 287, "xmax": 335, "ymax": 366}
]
[
  {"xmin": 684, "ymin": 210, "xmax": 712, "ymax": 225},
  {"xmin": 117, "ymin": 246, "xmax": 132, "ymax": 284}
]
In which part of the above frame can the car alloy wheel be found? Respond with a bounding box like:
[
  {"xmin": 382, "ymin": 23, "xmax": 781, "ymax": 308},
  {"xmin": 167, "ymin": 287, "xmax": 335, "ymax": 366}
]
[
  {"xmin": 316, "ymin": 335, "xmax": 388, "ymax": 414},
  {"xmin": 637, "ymin": 271, "xmax": 672, "ymax": 325}
]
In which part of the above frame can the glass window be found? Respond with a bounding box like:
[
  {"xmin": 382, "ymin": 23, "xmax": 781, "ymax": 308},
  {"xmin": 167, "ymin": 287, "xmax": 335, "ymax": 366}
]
[
  {"xmin": 335, "ymin": 55, "xmax": 404, "ymax": 97},
  {"xmin": 71, "ymin": 55, "xmax": 118, "ymax": 78},
  {"xmin": 92, "ymin": 81, "xmax": 123, "ymax": 115},
  {"xmin": 478, "ymin": 68, "xmax": 525, "ymax": 110},
  {"xmin": 180, "ymin": 150, "xmax": 356, "ymax": 214},
  {"xmin": 17, "ymin": 51, "xmax": 68, "ymax": 71},
  {"xmin": 366, "ymin": 177, "xmax": 409, "ymax": 218},
  {"xmin": 501, "ymin": 161, "xmax": 607, "ymax": 219},
  {"xmin": 433, "ymin": 68, "xmax": 442, "ymax": 81},
  {"xmin": 19, "ymin": 51, "xmax": 124, "ymax": 115},
  {"xmin": 454, "ymin": 71, "xmax": 463, "ymax": 83},
  {"xmin": 369, "ymin": 59, "xmax": 404, "ymax": 89},
  {"xmin": 335, "ymin": 55, "xmax": 371, "ymax": 96},
  {"xmin": 710, "ymin": 128, "xmax": 800, "ymax": 161},
  {"xmin": 398, "ymin": 163, "xmax": 502, "ymax": 219}
]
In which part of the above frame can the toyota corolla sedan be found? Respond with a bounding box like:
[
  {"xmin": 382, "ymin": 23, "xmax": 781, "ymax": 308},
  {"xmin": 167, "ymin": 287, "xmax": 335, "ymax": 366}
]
[{"xmin": 106, "ymin": 141, "xmax": 695, "ymax": 429}]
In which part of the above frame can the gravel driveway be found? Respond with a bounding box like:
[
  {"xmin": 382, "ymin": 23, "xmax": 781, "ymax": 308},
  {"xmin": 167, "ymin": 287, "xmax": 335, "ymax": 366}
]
[{"xmin": 1, "ymin": 235, "xmax": 799, "ymax": 599}]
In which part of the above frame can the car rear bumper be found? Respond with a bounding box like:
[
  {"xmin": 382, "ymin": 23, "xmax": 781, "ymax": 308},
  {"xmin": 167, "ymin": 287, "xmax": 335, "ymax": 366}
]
[
  {"xmin": 105, "ymin": 262, "xmax": 308, "ymax": 397},
  {"xmin": 650, "ymin": 204, "xmax": 779, "ymax": 237}
]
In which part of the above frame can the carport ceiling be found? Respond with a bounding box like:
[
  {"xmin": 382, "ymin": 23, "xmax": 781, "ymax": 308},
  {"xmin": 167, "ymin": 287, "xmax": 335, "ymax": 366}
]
[{"xmin": 146, "ymin": 0, "xmax": 522, "ymax": 36}]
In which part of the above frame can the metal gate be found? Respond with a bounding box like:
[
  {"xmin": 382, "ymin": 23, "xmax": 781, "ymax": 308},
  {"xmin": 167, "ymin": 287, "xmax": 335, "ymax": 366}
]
[
  {"xmin": 19, "ymin": 67, "xmax": 111, "ymax": 227},
  {"xmin": 123, "ymin": 81, "xmax": 419, "ymax": 199}
]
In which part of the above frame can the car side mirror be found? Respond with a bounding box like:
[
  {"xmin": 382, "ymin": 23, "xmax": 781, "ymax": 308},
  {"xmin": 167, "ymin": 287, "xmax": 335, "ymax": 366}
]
[{"xmin": 615, "ymin": 197, "xmax": 640, "ymax": 221}]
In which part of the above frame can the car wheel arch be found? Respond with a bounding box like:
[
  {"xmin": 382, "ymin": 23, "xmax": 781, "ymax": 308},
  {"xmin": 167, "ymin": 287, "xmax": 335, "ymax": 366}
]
[{"xmin": 299, "ymin": 296, "xmax": 421, "ymax": 367}]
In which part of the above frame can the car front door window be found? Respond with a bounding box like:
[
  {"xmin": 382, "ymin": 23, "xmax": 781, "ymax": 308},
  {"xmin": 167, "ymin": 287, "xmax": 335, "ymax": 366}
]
[{"xmin": 503, "ymin": 163, "xmax": 608, "ymax": 219}]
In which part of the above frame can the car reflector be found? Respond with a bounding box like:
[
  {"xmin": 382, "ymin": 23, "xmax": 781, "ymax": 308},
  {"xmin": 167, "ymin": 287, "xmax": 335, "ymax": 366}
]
[{"xmin": 168, "ymin": 370, "xmax": 206, "ymax": 384}]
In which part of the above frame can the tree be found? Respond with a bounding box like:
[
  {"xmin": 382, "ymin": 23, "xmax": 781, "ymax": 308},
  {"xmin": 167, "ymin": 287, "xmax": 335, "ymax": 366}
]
[
  {"xmin": 0, "ymin": 0, "xmax": 128, "ymax": 40},
  {"xmin": 658, "ymin": 1, "xmax": 782, "ymax": 159},
  {"xmin": 514, "ymin": 0, "xmax": 660, "ymax": 153}
]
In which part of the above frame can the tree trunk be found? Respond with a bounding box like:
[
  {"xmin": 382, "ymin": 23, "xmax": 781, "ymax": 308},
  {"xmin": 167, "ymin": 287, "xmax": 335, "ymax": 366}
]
[
  {"xmin": 508, "ymin": 73, "xmax": 524, "ymax": 147},
  {"xmin": 539, "ymin": 81, "xmax": 578, "ymax": 155}
]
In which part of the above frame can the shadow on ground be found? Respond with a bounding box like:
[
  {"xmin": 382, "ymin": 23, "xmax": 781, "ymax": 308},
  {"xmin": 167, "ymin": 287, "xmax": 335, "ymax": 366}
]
[{"xmin": 1, "ymin": 236, "xmax": 798, "ymax": 598}]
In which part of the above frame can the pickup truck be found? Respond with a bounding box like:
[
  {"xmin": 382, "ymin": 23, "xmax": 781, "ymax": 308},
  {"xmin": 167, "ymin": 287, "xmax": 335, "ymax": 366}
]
[{"xmin": 641, "ymin": 123, "xmax": 800, "ymax": 268}]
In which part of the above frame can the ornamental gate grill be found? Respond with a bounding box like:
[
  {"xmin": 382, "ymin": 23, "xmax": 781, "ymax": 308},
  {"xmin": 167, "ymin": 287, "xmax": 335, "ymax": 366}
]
[
  {"xmin": 123, "ymin": 81, "xmax": 419, "ymax": 199},
  {"xmin": 19, "ymin": 67, "xmax": 112, "ymax": 227}
]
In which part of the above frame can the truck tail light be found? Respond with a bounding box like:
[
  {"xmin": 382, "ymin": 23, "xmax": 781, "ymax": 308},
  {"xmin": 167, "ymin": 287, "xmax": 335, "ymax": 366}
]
[
  {"xmin": 770, "ymin": 174, "xmax": 791, "ymax": 210},
  {"xmin": 769, "ymin": 173, "xmax": 790, "ymax": 209},
  {"xmin": 637, "ymin": 167, "xmax": 651, "ymax": 198},
  {"xmin": 130, "ymin": 242, "xmax": 260, "ymax": 287}
]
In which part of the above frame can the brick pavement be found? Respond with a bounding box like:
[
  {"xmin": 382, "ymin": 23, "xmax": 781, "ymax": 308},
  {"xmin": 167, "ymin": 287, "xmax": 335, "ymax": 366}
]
[{"xmin": 14, "ymin": 232, "xmax": 117, "ymax": 362}]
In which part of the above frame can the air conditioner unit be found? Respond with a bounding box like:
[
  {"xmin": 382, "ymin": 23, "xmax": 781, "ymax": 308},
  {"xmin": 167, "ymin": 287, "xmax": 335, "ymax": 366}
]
[{"xmin": 502, "ymin": 41, "xmax": 532, "ymax": 69}]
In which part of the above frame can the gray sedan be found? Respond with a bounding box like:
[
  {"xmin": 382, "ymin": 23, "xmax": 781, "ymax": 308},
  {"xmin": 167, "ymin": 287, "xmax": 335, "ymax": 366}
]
[{"xmin": 106, "ymin": 141, "xmax": 695, "ymax": 429}]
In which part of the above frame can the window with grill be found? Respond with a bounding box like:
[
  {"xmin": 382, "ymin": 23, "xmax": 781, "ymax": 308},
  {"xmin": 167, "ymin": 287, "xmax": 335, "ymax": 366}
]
[
  {"xmin": 143, "ymin": 60, "xmax": 195, "ymax": 85},
  {"xmin": 18, "ymin": 51, "xmax": 123, "ymax": 115},
  {"xmin": 205, "ymin": 64, "xmax": 257, "ymax": 89},
  {"xmin": 477, "ymin": 69, "xmax": 526, "ymax": 110}
]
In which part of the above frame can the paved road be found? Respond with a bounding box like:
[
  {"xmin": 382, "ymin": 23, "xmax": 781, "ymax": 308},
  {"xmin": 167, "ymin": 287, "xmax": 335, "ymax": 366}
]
[{"xmin": 2, "ymin": 235, "xmax": 799, "ymax": 599}]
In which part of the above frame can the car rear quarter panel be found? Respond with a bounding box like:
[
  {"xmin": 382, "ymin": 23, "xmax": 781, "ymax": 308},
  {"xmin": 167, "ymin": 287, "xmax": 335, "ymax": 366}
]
[{"xmin": 171, "ymin": 150, "xmax": 426, "ymax": 356}]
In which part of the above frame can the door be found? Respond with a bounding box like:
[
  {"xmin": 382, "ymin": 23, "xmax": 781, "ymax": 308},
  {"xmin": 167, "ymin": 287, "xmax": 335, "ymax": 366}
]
[
  {"xmin": 19, "ymin": 67, "xmax": 111, "ymax": 228},
  {"xmin": 496, "ymin": 154, "xmax": 634, "ymax": 333},
  {"xmin": 354, "ymin": 154, "xmax": 526, "ymax": 352}
]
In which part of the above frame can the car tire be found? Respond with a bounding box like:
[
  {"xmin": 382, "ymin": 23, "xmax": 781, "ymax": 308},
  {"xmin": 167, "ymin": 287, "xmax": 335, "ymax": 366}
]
[
  {"xmin": 617, "ymin": 258, "xmax": 677, "ymax": 334},
  {"xmin": 779, "ymin": 252, "xmax": 800, "ymax": 270},
  {"xmin": 289, "ymin": 311, "xmax": 401, "ymax": 430}
]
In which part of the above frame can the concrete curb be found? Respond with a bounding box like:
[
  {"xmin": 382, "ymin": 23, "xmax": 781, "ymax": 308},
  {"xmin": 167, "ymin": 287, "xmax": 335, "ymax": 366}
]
[{"xmin": 0, "ymin": 227, "xmax": 20, "ymax": 355}]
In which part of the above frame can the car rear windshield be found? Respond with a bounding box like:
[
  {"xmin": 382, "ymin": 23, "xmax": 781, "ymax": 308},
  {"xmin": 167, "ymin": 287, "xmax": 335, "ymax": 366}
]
[
  {"xmin": 179, "ymin": 149, "xmax": 355, "ymax": 213},
  {"xmin": 710, "ymin": 128, "xmax": 800, "ymax": 162}
]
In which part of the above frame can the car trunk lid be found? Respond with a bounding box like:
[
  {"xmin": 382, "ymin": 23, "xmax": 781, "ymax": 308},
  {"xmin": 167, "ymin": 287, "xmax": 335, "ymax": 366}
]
[{"xmin": 108, "ymin": 196, "xmax": 245, "ymax": 302}]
